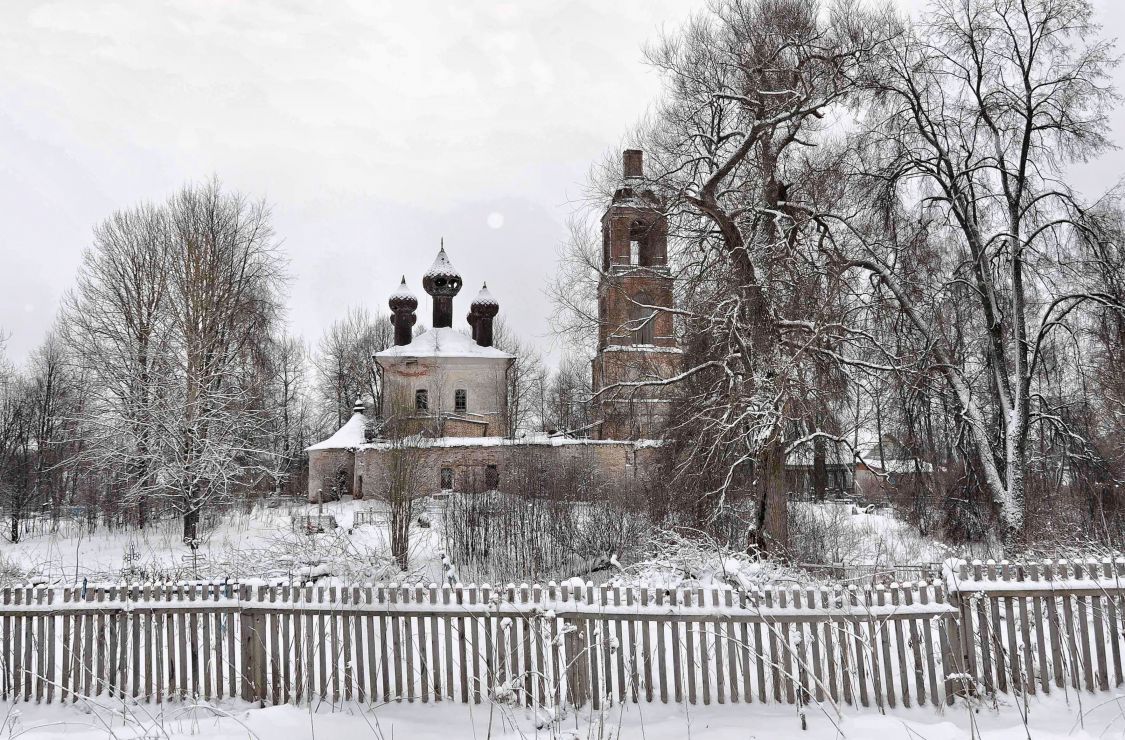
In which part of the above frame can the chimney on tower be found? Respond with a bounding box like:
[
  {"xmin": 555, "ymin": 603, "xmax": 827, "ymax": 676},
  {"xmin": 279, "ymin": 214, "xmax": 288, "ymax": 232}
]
[{"xmin": 623, "ymin": 149, "xmax": 644, "ymax": 179}]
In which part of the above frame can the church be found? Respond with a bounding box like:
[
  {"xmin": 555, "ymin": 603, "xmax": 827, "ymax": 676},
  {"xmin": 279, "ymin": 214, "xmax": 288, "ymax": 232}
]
[{"xmin": 306, "ymin": 150, "xmax": 680, "ymax": 501}]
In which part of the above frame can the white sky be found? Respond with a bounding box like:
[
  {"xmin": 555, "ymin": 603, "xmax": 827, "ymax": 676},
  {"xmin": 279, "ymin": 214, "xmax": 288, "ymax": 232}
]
[{"xmin": 1, "ymin": 0, "xmax": 1123, "ymax": 366}]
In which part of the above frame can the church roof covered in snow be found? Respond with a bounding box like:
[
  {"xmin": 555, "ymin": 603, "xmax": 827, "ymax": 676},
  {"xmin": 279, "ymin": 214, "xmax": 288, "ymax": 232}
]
[
  {"xmin": 375, "ymin": 327, "xmax": 513, "ymax": 360},
  {"xmin": 306, "ymin": 411, "xmax": 369, "ymax": 451}
]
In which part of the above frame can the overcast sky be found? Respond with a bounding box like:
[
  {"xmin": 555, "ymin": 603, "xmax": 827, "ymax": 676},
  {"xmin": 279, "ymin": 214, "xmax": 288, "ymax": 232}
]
[{"xmin": 2, "ymin": 0, "xmax": 1124, "ymax": 367}]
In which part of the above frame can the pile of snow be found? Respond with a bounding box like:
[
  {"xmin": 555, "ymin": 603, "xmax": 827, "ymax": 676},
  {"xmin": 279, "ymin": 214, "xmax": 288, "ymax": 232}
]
[{"xmin": 610, "ymin": 530, "xmax": 801, "ymax": 591}]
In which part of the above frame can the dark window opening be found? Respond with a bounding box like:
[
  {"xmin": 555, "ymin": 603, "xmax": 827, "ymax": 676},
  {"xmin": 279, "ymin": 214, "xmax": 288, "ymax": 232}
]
[
  {"xmin": 440, "ymin": 467, "xmax": 454, "ymax": 490},
  {"xmin": 455, "ymin": 389, "xmax": 467, "ymax": 412},
  {"xmin": 629, "ymin": 220, "xmax": 650, "ymax": 266},
  {"xmin": 415, "ymin": 389, "xmax": 428, "ymax": 411},
  {"xmin": 485, "ymin": 464, "xmax": 499, "ymax": 489}
]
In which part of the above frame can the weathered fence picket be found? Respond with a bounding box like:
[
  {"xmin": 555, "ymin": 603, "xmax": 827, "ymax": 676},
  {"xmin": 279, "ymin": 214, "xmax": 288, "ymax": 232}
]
[{"xmin": 0, "ymin": 562, "xmax": 1121, "ymax": 709}]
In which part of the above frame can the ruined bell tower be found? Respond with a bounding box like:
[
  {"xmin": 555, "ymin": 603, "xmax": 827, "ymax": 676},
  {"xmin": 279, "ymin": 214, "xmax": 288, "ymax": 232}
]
[{"xmin": 592, "ymin": 150, "xmax": 681, "ymax": 440}]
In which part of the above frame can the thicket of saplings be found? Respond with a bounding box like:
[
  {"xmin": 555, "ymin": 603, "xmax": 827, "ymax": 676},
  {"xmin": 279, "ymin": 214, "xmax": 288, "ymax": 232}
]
[
  {"xmin": 931, "ymin": 463, "xmax": 1125, "ymax": 556},
  {"xmin": 828, "ymin": 461, "xmax": 1125, "ymax": 560},
  {"xmin": 441, "ymin": 452, "xmax": 654, "ymax": 584}
]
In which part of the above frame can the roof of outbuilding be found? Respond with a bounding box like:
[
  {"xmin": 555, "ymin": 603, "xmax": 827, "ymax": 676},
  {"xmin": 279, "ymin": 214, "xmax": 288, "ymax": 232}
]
[{"xmin": 306, "ymin": 411, "xmax": 368, "ymax": 451}]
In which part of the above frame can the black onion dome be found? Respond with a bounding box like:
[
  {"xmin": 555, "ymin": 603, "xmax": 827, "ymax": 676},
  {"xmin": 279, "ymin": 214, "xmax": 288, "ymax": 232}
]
[
  {"xmin": 471, "ymin": 282, "xmax": 499, "ymax": 317},
  {"xmin": 422, "ymin": 246, "xmax": 462, "ymax": 297},
  {"xmin": 388, "ymin": 276, "xmax": 418, "ymax": 311}
]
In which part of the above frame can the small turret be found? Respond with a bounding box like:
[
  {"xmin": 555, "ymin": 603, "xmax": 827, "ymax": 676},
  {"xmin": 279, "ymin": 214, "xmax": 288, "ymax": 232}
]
[
  {"xmin": 470, "ymin": 283, "xmax": 499, "ymax": 347},
  {"xmin": 422, "ymin": 245, "xmax": 462, "ymax": 328},
  {"xmin": 388, "ymin": 276, "xmax": 418, "ymax": 346}
]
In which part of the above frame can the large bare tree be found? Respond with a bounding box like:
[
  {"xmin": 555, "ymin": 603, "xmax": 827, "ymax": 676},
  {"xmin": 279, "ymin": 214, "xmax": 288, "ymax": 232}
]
[
  {"xmin": 558, "ymin": 0, "xmax": 889, "ymax": 553},
  {"xmin": 313, "ymin": 306, "xmax": 392, "ymax": 430},
  {"xmin": 62, "ymin": 181, "xmax": 287, "ymax": 539},
  {"xmin": 831, "ymin": 0, "xmax": 1120, "ymax": 543}
]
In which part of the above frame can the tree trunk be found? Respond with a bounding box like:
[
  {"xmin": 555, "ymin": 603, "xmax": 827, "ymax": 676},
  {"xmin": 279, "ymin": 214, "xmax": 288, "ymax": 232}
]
[
  {"xmin": 391, "ymin": 504, "xmax": 409, "ymax": 571},
  {"xmin": 753, "ymin": 438, "xmax": 789, "ymax": 555},
  {"xmin": 182, "ymin": 506, "xmax": 200, "ymax": 542},
  {"xmin": 812, "ymin": 433, "xmax": 828, "ymax": 501}
]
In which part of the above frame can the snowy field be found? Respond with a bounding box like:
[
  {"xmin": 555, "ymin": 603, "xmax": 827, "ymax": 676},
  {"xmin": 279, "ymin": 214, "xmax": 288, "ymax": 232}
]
[
  {"xmin": 789, "ymin": 500, "xmax": 955, "ymax": 566},
  {"xmin": 0, "ymin": 501, "xmax": 1107, "ymax": 739},
  {"xmin": 1, "ymin": 692, "xmax": 1123, "ymax": 739},
  {"xmin": 0, "ymin": 498, "xmax": 955, "ymax": 588},
  {"xmin": 0, "ymin": 499, "xmax": 448, "ymax": 586}
]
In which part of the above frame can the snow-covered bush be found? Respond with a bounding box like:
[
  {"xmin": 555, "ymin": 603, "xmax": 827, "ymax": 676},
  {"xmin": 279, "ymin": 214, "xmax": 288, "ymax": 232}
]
[
  {"xmin": 788, "ymin": 500, "xmax": 945, "ymax": 567},
  {"xmin": 611, "ymin": 529, "xmax": 801, "ymax": 590}
]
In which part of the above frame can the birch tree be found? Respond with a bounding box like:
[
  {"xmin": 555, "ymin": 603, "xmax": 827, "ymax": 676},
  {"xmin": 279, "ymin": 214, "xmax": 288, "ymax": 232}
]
[
  {"xmin": 61, "ymin": 201, "xmax": 173, "ymax": 525},
  {"xmin": 834, "ymin": 0, "xmax": 1120, "ymax": 542},
  {"xmin": 165, "ymin": 180, "xmax": 286, "ymax": 540}
]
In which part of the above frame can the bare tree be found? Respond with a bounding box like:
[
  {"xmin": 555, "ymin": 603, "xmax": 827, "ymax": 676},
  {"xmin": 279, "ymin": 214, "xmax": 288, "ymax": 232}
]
[
  {"xmin": 262, "ymin": 334, "xmax": 315, "ymax": 498},
  {"xmin": 60, "ymin": 201, "xmax": 174, "ymax": 525},
  {"xmin": 164, "ymin": 179, "xmax": 287, "ymax": 540},
  {"xmin": 377, "ymin": 391, "xmax": 428, "ymax": 570},
  {"xmin": 557, "ymin": 0, "xmax": 889, "ymax": 553},
  {"xmin": 26, "ymin": 332, "xmax": 82, "ymax": 519},
  {"xmin": 833, "ymin": 0, "xmax": 1120, "ymax": 543},
  {"xmin": 492, "ymin": 318, "xmax": 548, "ymax": 436},
  {"xmin": 544, "ymin": 352, "xmax": 594, "ymax": 435},
  {"xmin": 0, "ymin": 346, "xmax": 36, "ymax": 542},
  {"xmin": 314, "ymin": 306, "xmax": 392, "ymax": 431}
]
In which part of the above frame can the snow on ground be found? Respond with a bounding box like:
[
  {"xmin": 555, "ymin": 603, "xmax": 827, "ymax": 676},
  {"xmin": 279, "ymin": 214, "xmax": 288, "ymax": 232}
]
[
  {"xmin": 790, "ymin": 500, "xmax": 951, "ymax": 566},
  {"xmin": 0, "ymin": 499, "xmax": 448, "ymax": 587},
  {"xmin": 1, "ymin": 692, "xmax": 1123, "ymax": 739},
  {"xmin": 0, "ymin": 496, "xmax": 971, "ymax": 591}
]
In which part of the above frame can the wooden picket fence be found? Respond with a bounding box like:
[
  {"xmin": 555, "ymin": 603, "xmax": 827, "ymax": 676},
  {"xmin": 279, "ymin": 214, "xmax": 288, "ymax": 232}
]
[{"xmin": 0, "ymin": 559, "xmax": 1122, "ymax": 709}]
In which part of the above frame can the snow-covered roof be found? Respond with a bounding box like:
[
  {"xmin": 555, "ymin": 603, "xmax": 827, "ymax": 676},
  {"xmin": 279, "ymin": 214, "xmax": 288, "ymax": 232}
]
[
  {"xmin": 358, "ymin": 434, "xmax": 652, "ymax": 451},
  {"xmin": 424, "ymin": 247, "xmax": 460, "ymax": 280},
  {"xmin": 375, "ymin": 327, "xmax": 513, "ymax": 360},
  {"xmin": 602, "ymin": 344, "xmax": 682, "ymax": 354},
  {"xmin": 389, "ymin": 277, "xmax": 417, "ymax": 303},
  {"xmin": 306, "ymin": 412, "xmax": 368, "ymax": 451},
  {"xmin": 471, "ymin": 283, "xmax": 497, "ymax": 307}
]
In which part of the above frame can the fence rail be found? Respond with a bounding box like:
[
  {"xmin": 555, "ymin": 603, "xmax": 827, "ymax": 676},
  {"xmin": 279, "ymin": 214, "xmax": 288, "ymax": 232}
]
[{"xmin": 0, "ymin": 559, "xmax": 1121, "ymax": 710}]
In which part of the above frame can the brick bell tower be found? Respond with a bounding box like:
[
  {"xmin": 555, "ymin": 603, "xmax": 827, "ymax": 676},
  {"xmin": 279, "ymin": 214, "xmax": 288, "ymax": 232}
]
[{"xmin": 592, "ymin": 149, "xmax": 681, "ymax": 440}]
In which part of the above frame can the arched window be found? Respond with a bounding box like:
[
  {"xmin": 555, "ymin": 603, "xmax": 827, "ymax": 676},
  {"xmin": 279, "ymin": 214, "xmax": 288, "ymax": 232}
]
[
  {"xmin": 415, "ymin": 389, "xmax": 428, "ymax": 411},
  {"xmin": 455, "ymin": 389, "xmax": 467, "ymax": 412},
  {"xmin": 631, "ymin": 291, "xmax": 655, "ymax": 345}
]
